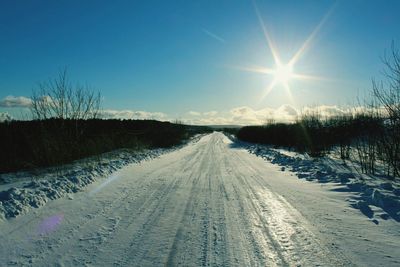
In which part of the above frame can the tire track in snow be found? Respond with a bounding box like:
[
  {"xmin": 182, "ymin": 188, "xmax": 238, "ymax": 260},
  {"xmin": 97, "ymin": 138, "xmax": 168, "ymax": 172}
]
[
  {"xmin": 30, "ymin": 156, "xmax": 183, "ymax": 265},
  {"xmin": 29, "ymin": 143, "xmax": 202, "ymax": 266},
  {"xmin": 165, "ymin": 133, "xmax": 223, "ymax": 266},
  {"xmin": 229, "ymin": 148, "xmax": 351, "ymax": 266},
  {"xmin": 113, "ymin": 136, "xmax": 213, "ymax": 266},
  {"xmin": 0, "ymin": 132, "xmax": 353, "ymax": 266},
  {"xmin": 227, "ymin": 167, "xmax": 287, "ymax": 266},
  {"xmin": 73, "ymin": 139, "xmax": 208, "ymax": 266}
]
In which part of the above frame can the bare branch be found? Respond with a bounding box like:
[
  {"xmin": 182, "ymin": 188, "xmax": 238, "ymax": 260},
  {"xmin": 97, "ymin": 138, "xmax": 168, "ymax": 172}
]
[{"xmin": 30, "ymin": 68, "xmax": 101, "ymax": 120}]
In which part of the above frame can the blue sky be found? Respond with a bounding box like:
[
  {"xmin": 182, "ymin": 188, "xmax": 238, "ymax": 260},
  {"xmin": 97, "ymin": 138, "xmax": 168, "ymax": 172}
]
[{"xmin": 0, "ymin": 0, "xmax": 399, "ymax": 124}]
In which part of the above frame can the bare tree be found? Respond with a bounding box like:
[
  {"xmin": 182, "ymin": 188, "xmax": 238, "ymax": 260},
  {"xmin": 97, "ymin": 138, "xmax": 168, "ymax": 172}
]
[
  {"xmin": 372, "ymin": 42, "xmax": 400, "ymax": 177},
  {"xmin": 31, "ymin": 69, "xmax": 101, "ymax": 120}
]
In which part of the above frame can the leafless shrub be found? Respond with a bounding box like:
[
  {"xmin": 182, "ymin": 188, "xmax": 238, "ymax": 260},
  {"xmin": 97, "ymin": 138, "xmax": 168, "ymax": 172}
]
[
  {"xmin": 264, "ymin": 118, "xmax": 276, "ymax": 126},
  {"xmin": 31, "ymin": 68, "xmax": 101, "ymax": 120},
  {"xmin": 372, "ymin": 42, "xmax": 400, "ymax": 177}
]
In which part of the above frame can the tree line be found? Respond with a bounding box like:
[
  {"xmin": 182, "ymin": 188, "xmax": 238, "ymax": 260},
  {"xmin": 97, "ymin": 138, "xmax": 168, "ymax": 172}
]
[{"xmin": 0, "ymin": 69, "xmax": 211, "ymax": 174}]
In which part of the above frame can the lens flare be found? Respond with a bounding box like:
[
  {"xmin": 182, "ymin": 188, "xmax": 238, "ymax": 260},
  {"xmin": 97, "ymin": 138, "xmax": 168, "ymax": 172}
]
[
  {"xmin": 37, "ymin": 214, "xmax": 64, "ymax": 235},
  {"xmin": 232, "ymin": 1, "xmax": 336, "ymax": 103},
  {"xmin": 274, "ymin": 64, "xmax": 293, "ymax": 84}
]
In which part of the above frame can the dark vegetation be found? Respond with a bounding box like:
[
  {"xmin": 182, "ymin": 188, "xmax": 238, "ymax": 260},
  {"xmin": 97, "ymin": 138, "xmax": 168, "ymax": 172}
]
[
  {"xmin": 0, "ymin": 119, "xmax": 210, "ymax": 174},
  {"xmin": 236, "ymin": 44, "xmax": 400, "ymax": 179},
  {"xmin": 0, "ymin": 69, "xmax": 211, "ymax": 174},
  {"xmin": 237, "ymin": 114, "xmax": 382, "ymax": 156}
]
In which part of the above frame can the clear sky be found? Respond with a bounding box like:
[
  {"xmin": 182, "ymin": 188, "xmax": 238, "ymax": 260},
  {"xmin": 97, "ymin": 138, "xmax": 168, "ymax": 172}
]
[{"xmin": 1, "ymin": 0, "xmax": 399, "ymax": 124}]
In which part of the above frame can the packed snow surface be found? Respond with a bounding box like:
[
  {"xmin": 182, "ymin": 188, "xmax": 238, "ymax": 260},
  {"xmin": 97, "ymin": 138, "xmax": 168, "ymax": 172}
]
[
  {"xmin": 0, "ymin": 132, "xmax": 399, "ymax": 266},
  {"xmin": 244, "ymin": 143, "xmax": 400, "ymax": 223},
  {"xmin": 0, "ymin": 149, "xmax": 167, "ymax": 220},
  {"xmin": 0, "ymin": 136, "xmax": 203, "ymax": 220}
]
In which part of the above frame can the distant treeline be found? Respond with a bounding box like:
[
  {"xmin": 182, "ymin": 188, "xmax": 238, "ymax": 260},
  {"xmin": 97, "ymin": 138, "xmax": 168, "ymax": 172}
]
[
  {"xmin": 0, "ymin": 119, "xmax": 211, "ymax": 173},
  {"xmin": 237, "ymin": 114, "xmax": 381, "ymax": 155},
  {"xmin": 237, "ymin": 112, "xmax": 398, "ymax": 178}
]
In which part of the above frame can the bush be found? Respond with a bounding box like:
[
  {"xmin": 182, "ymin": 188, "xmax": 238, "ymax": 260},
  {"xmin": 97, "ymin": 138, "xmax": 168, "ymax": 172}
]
[
  {"xmin": 0, "ymin": 119, "xmax": 196, "ymax": 173},
  {"xmin": 236, "ymin": 113, "xmax": 384, "ymax": 158}
]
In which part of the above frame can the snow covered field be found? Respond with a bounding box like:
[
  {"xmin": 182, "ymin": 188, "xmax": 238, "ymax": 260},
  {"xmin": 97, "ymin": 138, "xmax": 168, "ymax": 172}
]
[{"xmin": 0, "ymin": 132, "xmax": 399, "ymax": 266}]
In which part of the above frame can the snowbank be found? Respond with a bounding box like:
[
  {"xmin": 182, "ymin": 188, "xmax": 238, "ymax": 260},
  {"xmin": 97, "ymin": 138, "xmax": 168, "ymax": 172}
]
[
  {"xmin": 0, "ymin": 135, "xmax": 203, "ymax": 220},
  {"xmin": 238, "ymin": 140, "xmax": 400, "ymax": 223},
  {"xmin": 0, "ymin": 150, "xmax": 164, "ymax": 220}
]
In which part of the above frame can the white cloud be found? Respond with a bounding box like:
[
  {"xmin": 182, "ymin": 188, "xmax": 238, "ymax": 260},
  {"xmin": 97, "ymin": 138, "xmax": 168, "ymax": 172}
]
[
  {"xmin": 228, "ymin": 105, "xmax": 299, "ymax": 125},
  {"xmin": 0, "ymin": 101, "xmax": 368, "ymax": 125},
  {"xmin": 302, "ymin": 105, "xmax": 346, "ymax": 117},
  {"xmin": 183, "ymin": 106, "xmax": 276, "ymax": 125},
  {"xmin": 0, "ymin": 112, "xmax": 13, "ymax": 122},
  {"xmin": 277, "ymin": 104, "xmax": 298, "ymax": 117},
  {"xmin": 0, "ymin": 103, "xmax": 362, "ymax": 125},
  {"xmin": 203, "ymin": 111, "xmax": 218, "ymax": 116},
  {"xmin": 273, "ymin": 105, "xmax": 299, "ymax": 122},
  {"xmin": 182, "ymin": 105, "xmax": 366, "ymax": 126},
  {"xmin": 184, "ymin": 116, "xmax": 232, "ymax": 126},
  {"xmin": 229, "ymin": 106, "xmax": 269, "ymax": 125},
  {"xmin": 188, "ymin": 111, "xmax": 201, "ymax": 116},
  {"xmin": 299, "ymin": 105, "xmax": 385, "ymax": 118},
  {"xmin": 188, "ymin": 110, "xmax": 218, "ymax": 117},
  {"xmin": 100, "ymin": 109, "xmax": 168, "ymax": 121},
  {"xmin": 0, "ymin": 96, "xmax": 32, "ymax": 108}
]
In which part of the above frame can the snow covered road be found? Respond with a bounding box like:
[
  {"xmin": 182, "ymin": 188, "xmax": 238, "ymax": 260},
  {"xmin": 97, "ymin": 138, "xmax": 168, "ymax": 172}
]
[{"xmin": 1, "ymin": 132, "xmax": 399, "ymax": 266}]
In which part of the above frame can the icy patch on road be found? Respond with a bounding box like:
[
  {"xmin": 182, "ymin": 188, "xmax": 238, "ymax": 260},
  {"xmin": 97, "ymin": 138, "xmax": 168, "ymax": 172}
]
[
  {"xmin": 232, "ymin": 138, "xmax": 400, "ymax": 223},
  {"xmin": 0, "ymin": 135, "xmax": 203, "ymax": 220}
]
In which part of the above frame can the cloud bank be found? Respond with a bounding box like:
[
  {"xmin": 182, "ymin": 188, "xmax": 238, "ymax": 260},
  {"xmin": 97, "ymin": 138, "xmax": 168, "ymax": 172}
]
[
  {"xmin": 100, "ymin": 109, "xmax": 168, "ymax": 121},
  {"xmin": 0, "ymin": 97, "xmax": 366, "ymax": 126},
  {"xmin": 0, "ymin": 96, "xmax": 32, "ymax": 108},
  {"xmin": 184, "ymin": 105, "xmax": 360, "ymax": 125}
]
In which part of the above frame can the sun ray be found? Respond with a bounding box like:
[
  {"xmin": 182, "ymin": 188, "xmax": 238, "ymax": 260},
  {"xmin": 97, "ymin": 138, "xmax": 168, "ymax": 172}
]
[
  {"xmin": 225, "ymin": 65, "xmax": 276, "ymax": 75},
  {"xmin": 253, "ymin": 0, "xmax": 281, "ymax": 65},
  {"xmin": 288, "ymin": 3, "xmax": 337, "ymax": 67},
  {"xmin": 291, "ymin": 73, "xmax": 330, "ymax": 81},
  {"xmin": 283, "ymin": 82, "xmax": 295, "ymax": 105},
  {"xmin": 260, "ymin": 79, "xmax": 278, "ymax": 101},
  {"xmin": 231, "ymin": 1, "xmax": 336, "ymax": 104}
]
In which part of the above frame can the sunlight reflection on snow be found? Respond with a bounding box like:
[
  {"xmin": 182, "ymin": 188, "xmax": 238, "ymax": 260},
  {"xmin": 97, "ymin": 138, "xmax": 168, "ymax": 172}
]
[
  {"xmin": 258, "ymin": 189, "xmax": 296, "ymax": 237},
  {"xmin": 89, "ymin": 173, "xmax": 120, "ymax": 196}
]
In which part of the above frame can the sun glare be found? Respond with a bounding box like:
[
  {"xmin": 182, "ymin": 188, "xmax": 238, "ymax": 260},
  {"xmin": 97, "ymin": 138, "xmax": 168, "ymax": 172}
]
[
  {"xmin": 274, "ymin": 64, "xmax": 293, "ymax": 84},
  {"xmin": 230, "ymin": 1, "xmax": 335, "ymax": 103}
]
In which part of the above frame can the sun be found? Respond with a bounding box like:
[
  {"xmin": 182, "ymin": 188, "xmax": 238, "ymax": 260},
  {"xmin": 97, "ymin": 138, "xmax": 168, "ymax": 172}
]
[
  {"xmin": 274, "ymin": 63, "xmax": 293, "ymax": 84},
  {"xmin": 229, "ymin": 1, "xmax": 334, "ymax": 103}
]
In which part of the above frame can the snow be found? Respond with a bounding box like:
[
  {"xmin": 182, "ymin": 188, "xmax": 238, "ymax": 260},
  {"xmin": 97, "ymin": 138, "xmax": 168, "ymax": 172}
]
[
  {"xmin": 0, "ymin": 132, "xmax": 399, "ymax": 266},
  {"xmin": 242, "ymin": 141, "xmax": 400, "ymax": 224},
  {"xmin": 0, "ymin": 135, "xmax": 203, "ymax": 220}
]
